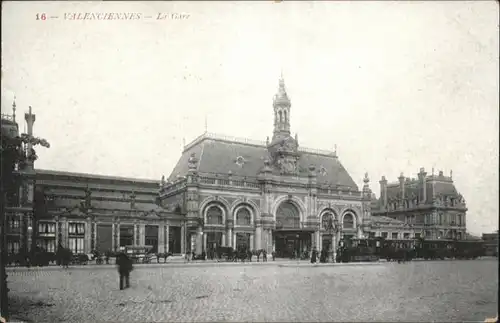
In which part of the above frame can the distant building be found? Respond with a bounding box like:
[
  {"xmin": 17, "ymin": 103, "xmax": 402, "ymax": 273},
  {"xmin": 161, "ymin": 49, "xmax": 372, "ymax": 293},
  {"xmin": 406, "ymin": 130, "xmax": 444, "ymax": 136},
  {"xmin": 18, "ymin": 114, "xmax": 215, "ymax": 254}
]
[
  {"xmin": 482, "ymin": 231, "xmax": 498, "ymax": 256},
  {"xmin": 369, "ymin": 169, "xmax": 468, "ymax": 241}
]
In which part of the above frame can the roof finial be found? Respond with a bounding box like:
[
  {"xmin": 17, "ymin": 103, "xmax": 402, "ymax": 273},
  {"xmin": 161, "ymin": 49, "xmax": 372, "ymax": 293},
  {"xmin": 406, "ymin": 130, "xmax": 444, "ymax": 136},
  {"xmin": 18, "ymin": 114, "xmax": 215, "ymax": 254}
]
[
  {"xmin": 334, "ymin": 144, "xmax": 337, "ymax": 154},
  {"xmin": 182, "ymin": 137, "xmax": 186, "ymax": 147},
  {"xmin": 12, "ymin": 96, "xmax": 16, "ymax": 122},
  {"xmin": 450, "ymin": 169, "xmax": 453, "ymax": 179},
  {"xmin": 204, "ymin": 115, "xmax": 208, "ymax": 133}
]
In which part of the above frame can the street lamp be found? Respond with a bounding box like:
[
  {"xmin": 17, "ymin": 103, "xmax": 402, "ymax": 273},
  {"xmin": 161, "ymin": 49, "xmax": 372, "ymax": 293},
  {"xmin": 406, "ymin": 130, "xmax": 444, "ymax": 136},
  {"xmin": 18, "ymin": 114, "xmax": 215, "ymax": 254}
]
[{"xmin": 325, "ymin": 216, "xmax": 339, "ymax": 263}]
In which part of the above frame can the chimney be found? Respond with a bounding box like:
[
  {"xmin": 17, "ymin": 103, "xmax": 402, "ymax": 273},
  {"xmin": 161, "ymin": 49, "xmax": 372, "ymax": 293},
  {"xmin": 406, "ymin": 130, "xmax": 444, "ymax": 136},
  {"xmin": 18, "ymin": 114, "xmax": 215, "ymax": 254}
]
[
  {"xmin": 379, "ymin": 176, "xmax": 388, "ymax": 208},
  {"xmin": 398, "ymin": 172, "xmax": 405, "ymax": 201},
  {"xmin": 418, "ymin": 167, "xmax": 427, "ymax": 204}
]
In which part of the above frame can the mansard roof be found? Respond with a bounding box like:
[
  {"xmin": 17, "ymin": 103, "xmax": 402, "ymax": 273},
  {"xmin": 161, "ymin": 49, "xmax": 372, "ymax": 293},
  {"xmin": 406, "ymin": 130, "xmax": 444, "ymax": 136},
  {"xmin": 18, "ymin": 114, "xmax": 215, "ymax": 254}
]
[
  {"xmin": 168, "ymin": 132, "xmax": 359, "ymax": 190},
  {"xmin": 384, "ymin": 172, "xmax": 462, "ymax": 203}
]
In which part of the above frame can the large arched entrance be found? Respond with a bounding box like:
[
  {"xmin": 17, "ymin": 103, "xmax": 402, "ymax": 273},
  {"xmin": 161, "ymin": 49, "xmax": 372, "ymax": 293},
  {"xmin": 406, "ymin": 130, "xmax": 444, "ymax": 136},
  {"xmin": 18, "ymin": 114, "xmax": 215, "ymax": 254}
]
[{"xmin": 274, "ymin": 200, "xmax": 311, "ymax": 259}]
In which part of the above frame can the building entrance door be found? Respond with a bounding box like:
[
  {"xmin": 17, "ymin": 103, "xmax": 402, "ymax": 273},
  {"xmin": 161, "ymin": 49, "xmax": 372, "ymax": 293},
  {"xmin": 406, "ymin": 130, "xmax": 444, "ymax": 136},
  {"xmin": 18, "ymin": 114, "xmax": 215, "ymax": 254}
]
[
  {"xmin": 274, "ymin": 231, "xmax": 311, "ymax": 259},
  {"xmin": 206, "ymin": 232, "xmax": 222, "ymax": 254}
]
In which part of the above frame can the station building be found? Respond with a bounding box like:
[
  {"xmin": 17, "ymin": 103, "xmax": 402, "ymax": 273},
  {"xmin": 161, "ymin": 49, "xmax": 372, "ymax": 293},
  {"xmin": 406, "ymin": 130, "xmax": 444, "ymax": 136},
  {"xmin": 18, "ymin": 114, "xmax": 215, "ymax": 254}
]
[{"xmin": 2, "ymin": 76, "xmax": 469, "ymax": 258}]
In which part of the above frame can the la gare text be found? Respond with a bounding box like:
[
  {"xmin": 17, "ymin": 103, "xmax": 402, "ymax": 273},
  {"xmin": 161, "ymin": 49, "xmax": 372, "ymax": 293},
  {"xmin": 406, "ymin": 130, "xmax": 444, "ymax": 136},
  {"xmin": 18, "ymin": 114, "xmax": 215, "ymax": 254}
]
[{"xmin": 63, "ymin": 13, "xmax": 190, "ymax": 20}]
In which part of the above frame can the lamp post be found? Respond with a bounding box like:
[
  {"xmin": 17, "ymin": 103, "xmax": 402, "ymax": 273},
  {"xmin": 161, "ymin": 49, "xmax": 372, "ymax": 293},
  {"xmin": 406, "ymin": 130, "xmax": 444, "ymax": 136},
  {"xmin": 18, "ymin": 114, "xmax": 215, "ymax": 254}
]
[
  {"xmin": 1, "ymin": 107, "xmax": 49, "ymax": 321},
  {"xmin": 79, "ymin": 187, "xmax": 93, "ymax": 252},
  {"xmin": 325, "ymin": 216, "xmax": 339, "ymax": 263}
]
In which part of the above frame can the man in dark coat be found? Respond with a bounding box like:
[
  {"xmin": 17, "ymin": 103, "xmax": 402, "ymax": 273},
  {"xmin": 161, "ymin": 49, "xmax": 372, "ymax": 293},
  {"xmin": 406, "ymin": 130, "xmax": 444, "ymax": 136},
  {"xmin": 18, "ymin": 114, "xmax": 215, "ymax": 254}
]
[
  {"xmin": 311, "ymin": 248, "xmax": 318, "ymax": 264},
  {"xmin": 116, "ymin": 248, "xmax": 133, "ymax": 290}
]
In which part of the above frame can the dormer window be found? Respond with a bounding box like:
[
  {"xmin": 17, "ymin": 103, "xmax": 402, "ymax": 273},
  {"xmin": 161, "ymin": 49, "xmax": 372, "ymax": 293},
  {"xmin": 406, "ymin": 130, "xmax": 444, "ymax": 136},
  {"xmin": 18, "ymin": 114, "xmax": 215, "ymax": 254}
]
[{"xmin": 318, "ymin": 166, "xmax": 327, "ymax": 176}]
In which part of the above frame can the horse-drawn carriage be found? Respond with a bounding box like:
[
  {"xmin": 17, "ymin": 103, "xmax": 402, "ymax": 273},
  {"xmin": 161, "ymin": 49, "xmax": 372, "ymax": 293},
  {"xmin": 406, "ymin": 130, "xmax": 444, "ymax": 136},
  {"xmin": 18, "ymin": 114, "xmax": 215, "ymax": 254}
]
[{"xmin": 125, "ymin": 245, "xmax": 154, "ymax": 264}]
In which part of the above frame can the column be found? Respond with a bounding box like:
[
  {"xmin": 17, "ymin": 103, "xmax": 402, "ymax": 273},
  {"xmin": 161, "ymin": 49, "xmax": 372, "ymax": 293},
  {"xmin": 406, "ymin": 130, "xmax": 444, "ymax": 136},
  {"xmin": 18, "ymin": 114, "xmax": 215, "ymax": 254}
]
[
  {"xmin": 140, "ymin": 223, "xmax": 146, "ymax": 246},
  {"xmin": 233, "ymin": 232, "xmax": 237, "ymax": 250},
  {"xmin": 61, "ymin": 217, "xmax": 68, "ymax": 248},
  {"xmin": 111, "ymin": 223, "xmax": 115, "ymax": 252},
  {"xmin": 54, "ymin": 216, "xmax": 59, "ymax": 249},
  {"xmin": 221, "ymin": 232, "xmax": 226, "ymax": 247},
  {"xmin": 268, "ymin": 230, "xmax": 273, "ymax": 253},
  {"xmin": 311, "ymin": 232, "xmax": 315, "ymax": 249},
  {"xmin": 315, "ymin": 231, "xmax": 321, "ymax": 250},
  {"xmin": 26, "ymin": 214, "xmax": 33, "ymax": 252},
  {"xmin": 262, "ymin": 229, "xmax": 268, "ymax": 252},
  {"xmin": 115, "ymin": 222, "xmax": 120, "ymax": 250},
  {"xmin": 250, "ymin": 233, "xmax": 254, "ymax": 250},
  {"xmin": 195, "ymin": 226, "xmax": 203, "ymax": 254},
  {"xmin": 165, "ymin": 224, "xmax": 170, "ymax": 253},
  {"xmin": 93, "ymin": 222, "xmax": 97, "ymax": 251},
  {"xmin": 227, "ymin": 228, "xmax": 232, "ymax": 247},
  {"xmin": 85, "ymin": 217, "xmax": 92, "ymax": 253},
  {"xmin": 255, "ymin": 227, "xmax": 262, "ymax": 250},
  {"xmin": 181, "ymin": 224, "xmax": 186, "ymax": 254},
  {"xmin": 158, "ymin": 224, "xmax": 165, "ymax": 254},
  {"xmin": 203, "ymin": 234, "xmax": 207, "ymax": 251},
  {"xmin": 333, "ymin": 232, "xmax": 337, "ymax": 262},
  {"xmin": 133, "ymin": 224, "xmax": 138, "ymax": 246}
]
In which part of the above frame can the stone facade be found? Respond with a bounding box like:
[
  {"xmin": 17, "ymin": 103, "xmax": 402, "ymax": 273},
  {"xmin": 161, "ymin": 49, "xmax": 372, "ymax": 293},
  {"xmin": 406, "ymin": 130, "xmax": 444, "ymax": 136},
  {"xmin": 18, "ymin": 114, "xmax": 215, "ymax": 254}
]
[
  {"xmin": 5, "ymin": 168, "xmax": 184, "ymax": 256},
  {"xmin": 159, "ymin": 77, "xmax": 370, "ymax": 257},
  {"xmin": 368, "ymin": 169, "xmax": 468, "ymax": 241}
]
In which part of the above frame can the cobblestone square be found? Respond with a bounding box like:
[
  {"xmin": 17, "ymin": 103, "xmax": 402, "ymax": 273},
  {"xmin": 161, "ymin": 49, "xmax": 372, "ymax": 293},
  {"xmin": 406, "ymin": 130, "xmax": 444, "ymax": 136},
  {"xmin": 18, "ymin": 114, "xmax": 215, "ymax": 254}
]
[{"xmin": 7, "ymin": 260, "xmax": 498, "ymax": 322}]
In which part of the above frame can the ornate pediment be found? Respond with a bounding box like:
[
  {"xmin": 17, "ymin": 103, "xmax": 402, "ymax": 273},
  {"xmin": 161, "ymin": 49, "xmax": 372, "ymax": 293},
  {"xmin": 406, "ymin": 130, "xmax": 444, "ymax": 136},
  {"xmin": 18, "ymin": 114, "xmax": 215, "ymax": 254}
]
[{"xmin": 268, "ymin": 136, "xmax": 300, "ymax": 175}]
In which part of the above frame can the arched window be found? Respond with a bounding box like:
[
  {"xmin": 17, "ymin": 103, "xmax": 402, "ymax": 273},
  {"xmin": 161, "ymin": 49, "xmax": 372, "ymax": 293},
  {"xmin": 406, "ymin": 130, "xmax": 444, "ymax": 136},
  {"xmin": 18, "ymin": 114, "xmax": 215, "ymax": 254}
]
[
  {"xmin": 322, "ymin": 212, "xmax": 334, "ymax": 230},
  {"xmin": 276, "ymin": 201, "xmax": 300, "ymax": 228},
  {"xmin": 278, "ymin": 110, "xmax": 283, "ymax": 123},
  {"xmin": 236, "ymin": 207, "xmax": 251, "ymax": 226},
  {"xmin": 206, "ymin": 205, "xmax": 223, "ymax": 225},
  {"xmin": 343, "ymin": 213, "xmax": 355, "ymax": 229},
  {"xmin": 283, "ymin": 110, "xmax": 287, "ymax": 124}
]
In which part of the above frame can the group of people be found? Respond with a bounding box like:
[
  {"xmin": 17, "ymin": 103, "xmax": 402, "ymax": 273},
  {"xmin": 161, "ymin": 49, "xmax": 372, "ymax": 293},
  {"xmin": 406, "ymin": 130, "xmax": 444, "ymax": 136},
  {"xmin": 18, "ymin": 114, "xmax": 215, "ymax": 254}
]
[
  {"xmin": 184, "ymin": 248, "xmax": 276, "ymax": 262},
  {"xmin": 310, "ymin": 248, "xmax": 339, "ymax": 263}
]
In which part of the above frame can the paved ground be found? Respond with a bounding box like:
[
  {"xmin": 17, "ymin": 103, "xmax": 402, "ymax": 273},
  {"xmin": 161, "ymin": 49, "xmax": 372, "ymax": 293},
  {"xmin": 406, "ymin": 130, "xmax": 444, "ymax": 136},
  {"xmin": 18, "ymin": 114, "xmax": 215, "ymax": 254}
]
[{"xmin": 6, "ymin": 259, "xmax": 498, "ymax": 322}]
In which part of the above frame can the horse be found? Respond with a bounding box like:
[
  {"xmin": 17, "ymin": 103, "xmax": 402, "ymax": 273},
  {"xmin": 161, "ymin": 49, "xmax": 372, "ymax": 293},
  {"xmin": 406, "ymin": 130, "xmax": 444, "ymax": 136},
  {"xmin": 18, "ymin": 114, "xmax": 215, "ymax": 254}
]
[{"xmin": 155, "ymin": 252, "xmax": 173, "ymax": 263}]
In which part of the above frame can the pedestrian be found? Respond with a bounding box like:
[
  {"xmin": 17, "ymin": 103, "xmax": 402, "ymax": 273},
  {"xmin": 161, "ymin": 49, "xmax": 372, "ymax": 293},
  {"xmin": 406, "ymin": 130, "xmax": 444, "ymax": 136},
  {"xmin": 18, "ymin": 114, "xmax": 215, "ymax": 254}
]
[
  {"xmin": 116, "ymin": 247, "xmax": 133, "ymax": 290},
  {"xmin": 311, "ymin": 248, "xmax": 317, "ymax": 264},
  {"xmin": 263, "ymin": 250, "xmax": 267, "ymax": 262},
  {"xmin": 271, "ymin": 251, "xmax": 276, "ymax": 261}
]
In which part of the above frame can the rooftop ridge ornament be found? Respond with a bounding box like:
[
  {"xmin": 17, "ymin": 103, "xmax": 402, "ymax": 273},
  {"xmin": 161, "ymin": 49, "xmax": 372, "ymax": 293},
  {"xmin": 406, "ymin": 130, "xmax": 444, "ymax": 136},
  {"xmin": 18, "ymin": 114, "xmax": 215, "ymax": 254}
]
[
  {"xmin": 188, "ymin": 152, "xmax": 198, "ymax": 171},
  {"xmin": 12, "ymin": 96, "xmax": 16, "ymax": 122}
]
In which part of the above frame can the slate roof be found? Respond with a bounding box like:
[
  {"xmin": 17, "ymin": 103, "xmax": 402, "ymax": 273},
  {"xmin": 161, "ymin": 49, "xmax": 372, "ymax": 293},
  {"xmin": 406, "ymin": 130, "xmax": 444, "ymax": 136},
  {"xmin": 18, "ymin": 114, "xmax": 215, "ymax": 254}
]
[
  {"xmin": 384, "ymin": 174, "xmax": 461, "ymax": 203},
  {"xmin": 168, "ymin": 133, "xmax": 359, "ymax": 190}
]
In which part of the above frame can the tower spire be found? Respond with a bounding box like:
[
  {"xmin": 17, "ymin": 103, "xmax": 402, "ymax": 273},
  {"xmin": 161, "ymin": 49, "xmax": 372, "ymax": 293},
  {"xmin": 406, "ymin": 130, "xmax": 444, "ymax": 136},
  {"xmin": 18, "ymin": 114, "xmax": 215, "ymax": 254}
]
[{"xmin": 272, "ymin": 73, "xmax": 291, "ymax": 140}]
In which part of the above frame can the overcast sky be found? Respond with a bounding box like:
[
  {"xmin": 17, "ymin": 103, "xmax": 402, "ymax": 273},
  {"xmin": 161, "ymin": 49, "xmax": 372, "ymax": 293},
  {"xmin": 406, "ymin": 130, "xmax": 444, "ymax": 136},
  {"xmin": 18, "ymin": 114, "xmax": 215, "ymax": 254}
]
[{"xmin": 2, "ymin": 1, "xmax": 498, "ymax": 235}]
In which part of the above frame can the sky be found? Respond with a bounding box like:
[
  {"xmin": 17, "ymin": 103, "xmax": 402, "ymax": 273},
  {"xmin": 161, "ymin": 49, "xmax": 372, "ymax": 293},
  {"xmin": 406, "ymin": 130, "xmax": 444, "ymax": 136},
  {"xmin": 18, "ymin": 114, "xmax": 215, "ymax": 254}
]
[{"xmin": 2, "ymin": 1, "xmax": 498, "ymax": 236}]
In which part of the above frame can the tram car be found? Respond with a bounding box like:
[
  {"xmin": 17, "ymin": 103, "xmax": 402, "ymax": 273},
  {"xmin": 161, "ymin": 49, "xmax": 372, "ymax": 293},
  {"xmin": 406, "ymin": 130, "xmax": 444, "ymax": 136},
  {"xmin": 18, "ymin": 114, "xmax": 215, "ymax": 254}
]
[{"xmin": 336, "ymin": 237, "xmax": 485, "ymax": 262}]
